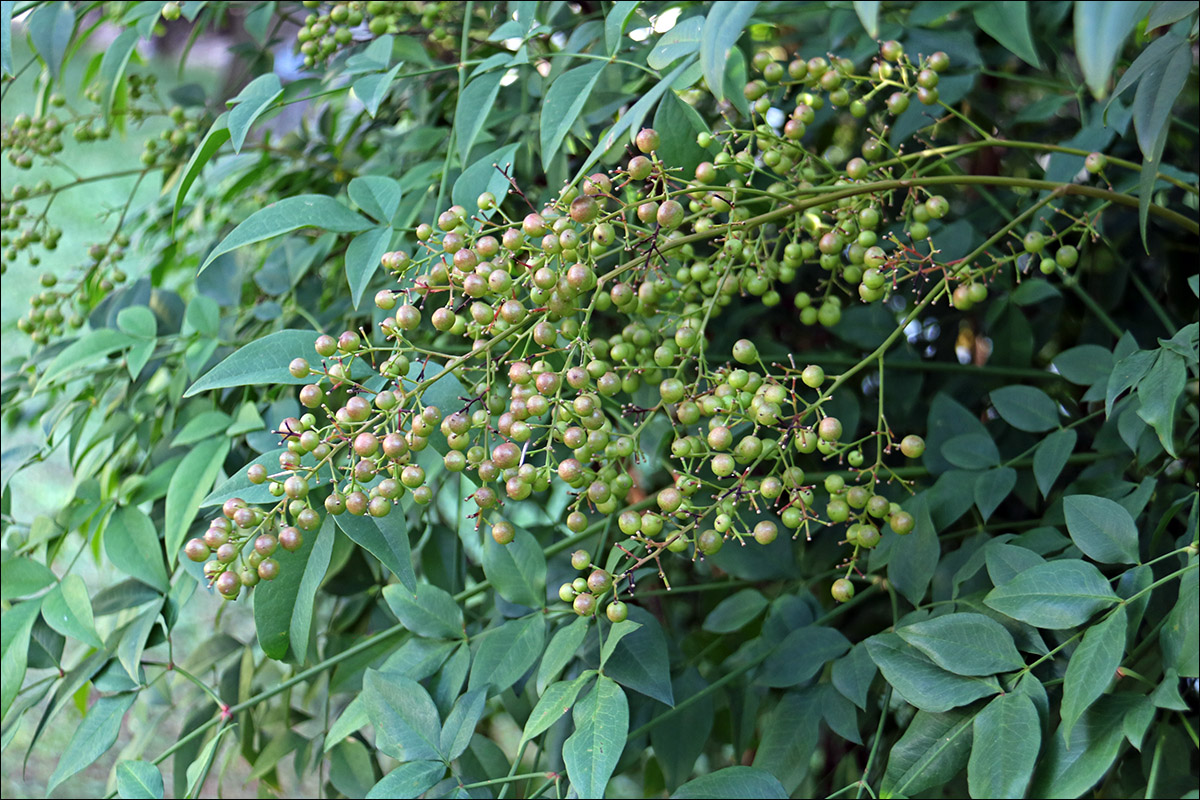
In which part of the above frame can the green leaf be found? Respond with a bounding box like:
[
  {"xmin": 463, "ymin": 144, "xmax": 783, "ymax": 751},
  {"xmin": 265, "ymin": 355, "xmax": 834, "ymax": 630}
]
[
  {"xmin": 1134, "ymin": 35, "xmax": 1191, "ymax": 249},
  {"xmin": 974, "ymin": 467, "xmax": 1016, "ymax": 522},
  {"xmin": 1, "ymin": 1, "xmax": 13, "ymax": 77},
  {"xmin": 653, "ymin": 668, "xmax": 715, "ymax": 790},
  {"xmin": 601, "ymin": 608, "xmax": 674, "ymax": 705},
  {"xmin": 897, "ymin": 613, "xmax": 1024, "ymax": 677},
  {"xmin": 47, "ymin": 693, "xmax": 137, "ymax": 794},
  {"xmin": 352, "ymin": 61, "xmax": 404, "ymax": 118},
  {"xmin": 335, "ymin": 512, "xmax": 415, "ymax": 593},
  {"xmin": 1074, "ymin": 1, "xmax": 1150, "ymax": 99},
  {"xmin": 255, "ymin": 515, "xmax": 334, "ymax": 661},
  {"xmin": 759, "ymin": 625, "xmax": 851, "ymax": 687},
  {"xmin": 174, "ymin": 116, "xmax": 230, "ymax": 230},
  {"xmin": 1, "ymin": 557, "xmax": 57, "ymax": 600},
  {"xmin": 383, "ymin": 582, "xmax": 463, "ymax": 639},
  {"xmin": 1136, "ymin": 350, "xmax": 1186, "ymax": 456},
  {"xmin": 1106, "ymin": 348, "xmax": 1156, "ymax": 416},
  {"xmin": 469, "ymin": 615, "xmax": 545, "ymax": 693},
  {"xmin": 172, "ymin": 411, "xmax": 231, "ymax": 448},
  {"xmin": 700, "ymin": 2, "xmax": 758, "ymax": 103},
  {"xmin": 984, "ymin": 559, "xmax": 1118, "ymax": 629},
  {"xmin": 184, "ymin": 725, "xmax": 234, "ymax": 797},
  {"xmin": 605, "ymin": 1, "xmax": 640, "ymax": 54},
  {"xmin": 881, "ymin": 708, "xmax": 974, "ymax": 798},
  {"xmin": 672, "ymin": 766, "xmax": 788, "ymax": 799},
  {"xmin": 105, "ymin": 506, "xmax": 168, "ymax": 593},
  {"xmin": 1061, "ymin": 606, "xmax": 1126, "ymax": 745},
  {"xmin": 572, "ymin": 57, "xmax": 696, "ymax": 185},
  {"xmin": 345, "ymin": 226, "xmax": 392, "ymax": 311},
  {"xmin": 599, "ymin": 620, "xmax": 642, "ymax": 668},
  {"xmin": 452, "ymin": 142, "xmax": 520, "ymax": 222},
  {"xmin": 1029, "ymin": 697, "xmax": 1126, "ymax": 797},
  {"xmin": 164, "ymin": 438, "xmax": 229, "ymax": 568},
  {"xmin": 752, "ymin": 691, "xmax": 820, "ymax": 793},
  {"xmin": 364, "ymin": 669, "xmax": 443, "ymax": 761},
  {"xmin": 349, "ymin": 175, "xmax": 403, "ymax": 223},
  {"xmin": 1053, "ymin": 345, "xmax": 1113, "ymax": 386},
  {"xmin": 1147, "ymin": 0, "xmax": 1198, "ymax": 29},
  {"xmin": 990, "ymin": 385, "xmax": 1059, "ymax": 432},
  {"xmin": 1063, "ymin": 494, "xmax": 1140, "ymax": 564},
  {"xmin": 1160, "ymin": 559, "xmax": 1198, "ymax": 677},
  {"xmin": 967, "ymin": 693, "xmax": 1039, "ymax": 799},
  {"xmin": 888, "ymin": 493, "xmax": 939, "ymax": 606},
  {"xmin": 865, "ymin": 633, "xmax": 1001, "ymax": 712},
  {"xmin": 703, "ymin": 588, "xmax": 768, "ymax": 633},
  {"xmin": 28, "ymin": 3, "xmax": 74, "ymax": 81},
  {"xmin": 852, "ymin": 1, "xmax": 880, "ymax": 37},
  {"xmin": 522, "ymin": 675, "xmax": 591, "ymax": 745},
  {"xmin": 832, "ymin": 643, "xmax": 877, "ymax": 711},
  {"xmin": 986, "ymin": 543, "xmax": 1047, "ymax": 586},
  {"xmin": 116, "ymin": 760, "xmax": 164, "ymax": 799},
  {"xmin": 563, "ymin": 676, "xmax": 629, "ymax": 799},
  {"xmin": 481, "ymin": 527, "xmax": 546, "ymax": 607},
  {"xmin": 440, "ymin": 688, "xmax": 487, "ymax": 761},
  {"xmin": 540, "ymin": 62, "xmax": 606, "ymax": 170},
  {"xmin": 98, "ymin": 27, "xmax": 140, "ymax": 122},
  {"xmin": 185, "ymin": 329, "xmax": 321, "ymax": 397},
  {"xmin": 455, "ymin": 71, "xmax": 504, "ymax": 166},
  {"xmin": 41, "ymin": 574, "xmax": 102, "ymax": 649},
  {"xmin": 325, "ymin": 695, "xmax": 369, "ymax": 752},
  {"xmin": 1, "ymin": 599, "xmax": 42, "ymax": 718},
  {"xmin": 538, "ymin": 616, "xmax": 589, "ymax": 694},
  {"xmin": 1034, "ymin": 428, "xmax": 1077, "ymax": 497},
  {"xmin": 200, "ymin": 195, "xmax": 370, "ymax": 273},
  {"xmin": 116, "ymin": 599, "xmax": 161, "ymax": 681},
  {"xmin": 941, "ymin": 433, "xmax": 1000, "ymax": 469},
  {"xmin": 365, "ymin": 761, "xmax": 445, "ymax": 799},
  {"xmin": 974, "ymin": 1, "xmax": 1041, "ymax": 67},
  {"xmin": 647, "ymin": 15, "xmax": 703, "ymax": 70},
  {"xmin": 40, "ymin": 328, "xmax": 138, "ymax": 387},
  {"xmin": 227, "ymin": 73, "xmax": 282, "ymax": 152}
]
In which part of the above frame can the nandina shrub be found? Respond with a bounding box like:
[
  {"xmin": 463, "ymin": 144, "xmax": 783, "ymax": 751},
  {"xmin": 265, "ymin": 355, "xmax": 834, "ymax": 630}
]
[{"xmin": 1, "ymin": 2, "xmax": 1197, "ymax": 798}]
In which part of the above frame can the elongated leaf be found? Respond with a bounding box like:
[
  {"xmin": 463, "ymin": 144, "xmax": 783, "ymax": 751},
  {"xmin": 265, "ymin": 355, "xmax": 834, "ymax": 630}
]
[
  {"xmin": 41, "ymin": 574, "xmax": 102, "ymax": 649},
  {"xmin": 352, "ymin": 61, "xmax": 404, "ymax": 118},
  {"xmin": 605, "ymin": 1, "xmax": 640, "ymax": 53},
  {"xmin": 455, "ymin": 71, "xmax": 503, "ymax": 166},
  {"xmin": 700, "ymin": 2, "xmax": 758, "ymax": 103},
  {"xmin": 116, "ymin": 760, "xmax": 164, "ymax": 799},
  {"xmin": 984, "ymin": 559, "xmax": 1118, "ymax": 629},
  {"xmin": 1053, "ymin": 345, "xmax": 1113, "ymax": 386},
  {"xmin": 703, "ymin": 588, "xmax": 768, "ymax": 633},
  {"xmin": 440, "ymin": 688, "xmax": 487, "ymax": 761},
  {"xmin": 185, "ymin": 329, "xmax": 321, "ymax": 397},
  {"xmin": 600, "ymin": 620, "xmax": 642, "ymax": 668},
  {"xmin": 481, "ymin": 527, "xmax": 546, "ymax": 607},
  {"xmin": 98, "ymin": 27, "xmax": 139, "ymax": 121},
  {"xmin": 647, "ymin": 15, "xmax": 703, "ymax": 70},
  {"xmin": 538, "ymin": 616, "xmax": 589, "ymax": 694},
  {"xmin": 881, "ymin": 708, "xmax": 974, "ymax": 798},
  {"xmin": 41, "ymin": 328, "xmax": 138, "ymax": 387},
  {"xmin": 228, "ymin": 73, "xmax": 282, "ymax": 152},
  {"xmin": 200, "ymin": 195, "xmax": 370, "ymax": 273},
  {"xmin": 1029, "ymin": 697, "xmax": 1126, "ymax": 797},
  {"xmin": 540, "ymin": 62, "xmax": 606, "ymax": 170},
  {"xmin": 164, "ymin": 438, "xmax": 229, "ymax": 568},
  {"xmin": 968, "ymin": 693, "xmax": 1039, "ymax": 799},
  {"xmin": 105, "ymin": 506, "xmax": 168, "ymax": 592},
  {"xmin": 866, "ymin": 633, "xmax": 1001, "ymax": 712},
  {"xmin": 759, "ymin": 625, "xmax": 851, "ymax": 687},
  {"xmin": 452, "ymin": 142, "xmax": 520, "ymax": 222},
  {"xmin": 335, "ymin": 512, "xmax": 415, "ymax": 593},
  {"xmin": 1064, "ymin": 494, "xmax": 1140, "ymax": 564},
  {"xmin": 752, "ymin": 691, "xmax": 820, "ymax": 793},
  {"xmin": 1, "ymin": 599, "xmax": 42, "ymax": 717},
  {"xmin": 365, "ymin": 761, "xmax": 444, "ymax": 799},
  {"xmin": 601, "ymin": 607, "xmax": 674, "ymax": 705},
  {"xmin": 974, "ymin": 1, "xmax": 1041, "ymax": 67},
  {"xmin": 572, "ymin": 57, "xmax": 696, "ymax": 185},
  {"xmin": 974, "ymin": 466, "xmax": 1016, "ymax": 522},
  {"xmin": 383, "ymin": 582, "xmax": 463, "ymax": 639},
  {"xmin": 255, "ymin": 515, "xmax": 333, "ymax": 661},
  {"xmin": 654, "ymin": 668, "xmax": 715, "ymax": 790},
  {"xmin": 1074, "ymin": 1, "xmax": 1150, "ymax": 99},
  {"xmin": 469, "ymin": 615, "xmax": 545, "ymax": 693},
  {"xmin": 117, "ymin": 600, "xmax": 161, "ymax": 681},
  {"xmin": 672, "ymin": 766, "xmax": 787, "ymax": 799},
  {"xmin": 1160, "ymin": 559, "xmax": 1198, "ymax": 677},
  {"xmin": 990, "ymin": 385, "xmax": 1059, "ymax": 432},
  {"xmin": 47, "ymin": 693, "xmax": 137, "ymax": 794},
  {"xmin": 364, "ymin": 669, "xmax": 443, "ymax": 761},
  {"xmin": 852, "ymin": 1, "xmax": 880, "ymax": 37},
  {"xmin": 986, "ymin": 543, "xmax": 1046, "ymax": 587},
  {"xmin": 941, "ymin": 433, "xmax": 1000, "ymax": 469},
  {"xmin": 522, "ymin": 675, "xmax": 591, "ymax": 745},
  {"xmin": 346, "ymin": 225, "xmax": 393, "ymax": 310},
  {"xmin": 888, "ymin": 493, "xmax": 939, "ymax": 605},
  {"xmin": 1061, "ymin": 606, "xmax": 1126, "ymax": 745},
  {"xmin": 832, "ymin": 643, "xmax": 877, "ymax": 711},
  {"xmin": 1136, "ymin": 350, "xmax": 1186, "ymax": 456},
  {"xmin": 349, "ymin": 175, "xmax": 403, "ymax": 222},
  {"xmin": 1, "ymin": 557, "xmax": 57, "ymax": 600},
  {"xmin": 1034, "ymin": 428, "xmax": 1076, "ymax": 497},
  {"xmin": 1, "ymin": 1, "xmax": 13, "ymax": 77},
  {"xmin": 174, "ymin": 116, "xmax": 230, "ymax": 229},
  {"xmin": 563, "ymin": 676, "xmax": 629, "ymax": 799},
  {"xmin": 28, "ymin": 3, "xmax": 73, "ymax": 80},
  {"xmin": 1106, "ymin": 348, "xmax": 1156, "ymax": 416},
  {"xmin": 897, "ymin": 613, "xmax": 1023, "ymax": 677}
]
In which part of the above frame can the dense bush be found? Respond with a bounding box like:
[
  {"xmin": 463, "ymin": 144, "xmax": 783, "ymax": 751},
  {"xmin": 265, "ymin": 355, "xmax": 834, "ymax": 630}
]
[{"xmin": 1, "ymin": 1, "xmax": 1197, "ymax": 798}]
